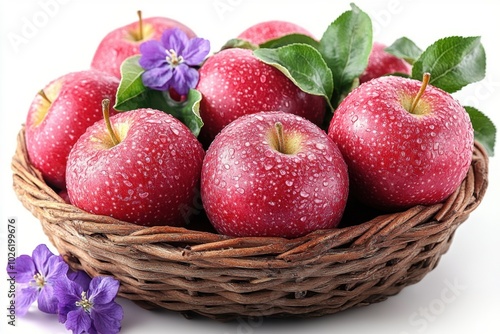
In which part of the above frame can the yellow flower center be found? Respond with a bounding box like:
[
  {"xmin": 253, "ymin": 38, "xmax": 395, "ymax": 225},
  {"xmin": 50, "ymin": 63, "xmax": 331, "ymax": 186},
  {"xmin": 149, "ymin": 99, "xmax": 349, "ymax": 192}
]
[
  {"xmin": 33, "ymin": 273, "xmax": 46, "ymax": 288},
  {"xmin": 166, "ymin": 49, "xmax": 184, "ymax": 67},
  {"xmin": 76, "ymin": 291, "xmax": 93, "ymax": 313}
]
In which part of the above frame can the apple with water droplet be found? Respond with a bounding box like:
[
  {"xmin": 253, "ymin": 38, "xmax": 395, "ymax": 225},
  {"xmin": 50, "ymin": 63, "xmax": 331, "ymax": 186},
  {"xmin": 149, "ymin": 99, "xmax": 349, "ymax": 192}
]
[
  {"xmin": 91, "ymin": 11, "xmax": 196, "ymax": 78},
  {"xmin": 25, "ymin": 70, "xmax": 119, "ymax": 190},
  {"xmin": 237, "ymin": 20, "xmax": 315, "ymax": 45},
  {"xmin": 201, "ymin": 111, "xmax": 349, "ymax": 238},
  {"xmin": 359, "ymin": 42, "xmax": 411, "ymax": 84},
  {"xmin": 196, "ymin": 48, "xmax": 326, "ymax": 145},
  {"xmin": 66, "ymin": 101, "xmax": 205, "ymax": 226},
  {"xmin": 328, "ymin": 74, "xmax": 474, "ymax": 210}
]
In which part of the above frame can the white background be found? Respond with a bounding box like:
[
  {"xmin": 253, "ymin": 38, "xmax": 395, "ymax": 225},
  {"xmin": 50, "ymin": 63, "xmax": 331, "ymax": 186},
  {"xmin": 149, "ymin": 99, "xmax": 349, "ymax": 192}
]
[{"xmin": 1, "ymin": 0, "xmax": 499, "ymax": 333}]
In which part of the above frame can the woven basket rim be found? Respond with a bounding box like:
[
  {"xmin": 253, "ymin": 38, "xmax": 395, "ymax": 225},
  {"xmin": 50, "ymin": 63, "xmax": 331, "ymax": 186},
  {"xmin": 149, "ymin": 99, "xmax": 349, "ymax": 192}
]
[{"xmin": 11, "ymin": 125, "xmax": 490, "ymax": 319}]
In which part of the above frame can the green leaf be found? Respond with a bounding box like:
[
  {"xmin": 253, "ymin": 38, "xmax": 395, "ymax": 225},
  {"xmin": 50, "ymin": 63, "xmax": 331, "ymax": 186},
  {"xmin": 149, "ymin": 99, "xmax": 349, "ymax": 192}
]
[
  {"xmin": 113, "ymin": 55, "xmax": 203, "ymax": 136},
  {"xmin": 464, "ymin": 106, "xmax": 496, "ymax": 156},
  {"xmin": 164, "ymin": 89, "xmax": 204, "ymax": 137},
  {"xmin": 259, "ymin": 33, "xmax": 320, "ymax": 50},
  {"xmin": 220, "ymin": 38, "xmax": 258, "ymax": 51},
  {"xmin": 385, "ymin": 37, "xmax": 422, "ymax": 65},
  {"xmin": 114, "ymin": 55, "xmax": 147, "ymax": 111},
  {"xmin": 254, "ymin": 43, "xmax": 334, "ymax": 111},
  {"xmin": 318, "ymin": 3, "xmax": 372, "ymax": 106},
  {"xmin": 412, "ymin": 36, "xmax": 486, "ymax": 93}
]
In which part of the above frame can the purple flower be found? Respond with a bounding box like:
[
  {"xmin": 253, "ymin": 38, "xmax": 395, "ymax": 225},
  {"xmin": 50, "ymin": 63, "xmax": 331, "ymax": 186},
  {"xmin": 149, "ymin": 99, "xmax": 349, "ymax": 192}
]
[
  {"xmin": 11, "ymin": 244, "xmax": 69, "ymax": 316},
  {"xmin": 139, "ymin": 28, "xmax": 210, "ymax": 96},
  {"xmin": 55, "ymin": 276, "xmax": 123, "ymax": 334}
]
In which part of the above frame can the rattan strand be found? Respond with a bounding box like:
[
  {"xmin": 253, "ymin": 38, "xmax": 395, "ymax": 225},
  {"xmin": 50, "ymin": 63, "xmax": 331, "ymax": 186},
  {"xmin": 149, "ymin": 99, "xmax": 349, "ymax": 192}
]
[{"xmin": 11, "ymin": 127, "xmax": 488, "ymax": 320}]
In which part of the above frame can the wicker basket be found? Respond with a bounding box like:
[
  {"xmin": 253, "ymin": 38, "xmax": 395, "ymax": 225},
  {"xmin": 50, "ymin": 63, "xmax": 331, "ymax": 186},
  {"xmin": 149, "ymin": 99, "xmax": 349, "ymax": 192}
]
[{"xmin": 12, "ymin": 126, "xmax": 489, "ymax": 321}]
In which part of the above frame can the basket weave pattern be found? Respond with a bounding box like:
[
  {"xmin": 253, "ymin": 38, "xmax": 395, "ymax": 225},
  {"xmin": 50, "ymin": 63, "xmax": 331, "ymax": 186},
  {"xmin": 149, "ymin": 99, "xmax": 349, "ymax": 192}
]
[{"xmin": 12, "ymin": 127, "xmax": 488, "ymax": 320}]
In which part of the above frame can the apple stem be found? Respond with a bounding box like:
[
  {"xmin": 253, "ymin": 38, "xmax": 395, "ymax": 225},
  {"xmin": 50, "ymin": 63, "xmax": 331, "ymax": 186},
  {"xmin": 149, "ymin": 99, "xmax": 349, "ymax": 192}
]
[
  {"xmin": 275, "ymin": 122, "xmax": 285, "ymax": 154},
  {"xmin": 409, "ymin": 73, "xmax": 431, "ymax": 114},
  {"xmin": 38, "ymin": 90, "xmax": 51, "ymax": 104},
  {"xmin": 102, "ymin": 99, "xmax": 120, "ymax": 146},
  {"xmin": 137, "ymin": 10, "xmax": 143, "ymax": 41}
]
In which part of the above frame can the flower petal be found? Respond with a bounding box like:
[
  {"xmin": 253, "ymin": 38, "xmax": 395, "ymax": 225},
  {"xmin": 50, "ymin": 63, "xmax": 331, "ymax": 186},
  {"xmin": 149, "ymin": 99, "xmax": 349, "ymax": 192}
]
[
  {"xmin": 67, "ymin": 269, "xmax": 91, "ymax": 291},
  {"xmin": 37, "ymin": 284, "xmax": 58, "ymax": 314},
  {"xmin": 54, "ymin": 276, "xmax": 82, "ymax": 323},
  {"xmin": 142, "ymin": 67, "xmax": 174, "ymax": 91},
  {"xmin": 45, "ymin": 255, "xmax": 69, "ymax": 284},
  {"xmin": 65, "ymin": 308, "xmax": 92, "ymax": 334},
  {"xmin": 139, "ymin": 40, "xmax": 168, "ymax": 70},
  {"xmin": 89, "ymin": 276, "xmax": 120, "ymax": 305},
  {"xmin": 32, "ymin": 244, "xmax": 55, "ymax": 276},
  {"xmin": 171, "ymin": 65, "xmax": 199, "ymax": 96},
  {"xmin": 91, "ymin": 302, "xmax": 124, "ymax": 334},
  {"xmin": 15, "ymin": 285, "xmax": 38, "ymax": 316},
  {"xmin": 183, "ymin": 37, "xmax": 211, "ymax": 66},
  {"xmin": 13, "ymin": 255, "xmax": 35, "ymax": 283},
  {"xmin": 161, "ymin": 28, "xmax": 189, "ymax": 55}
]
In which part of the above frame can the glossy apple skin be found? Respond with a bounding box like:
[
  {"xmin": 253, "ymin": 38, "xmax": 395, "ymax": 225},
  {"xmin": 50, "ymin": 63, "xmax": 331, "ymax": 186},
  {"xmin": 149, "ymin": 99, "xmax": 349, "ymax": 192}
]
[
  {"xmin": 66, "ymin": 109, "xmax": 205, "ymax": 227},
  {"xmin": 91, "ymin": 17, "xmax": 196, "ymax": 78},
  {"xmin": 25, "ymin": 70, "xmax": 119, "ymax": 190},
  {"xmin": 359, "ymin": 42, "xmax": 412, "ymax": 84},
  {"xmin": 328, "ymin": 76, "xmax": 474, "ymax": 210},
  {"xmin": 196, "ymin": 48, "xmax": 326, "ymax": 144},
  {"xmin": 201, "ymin": 111, "xmax": 349, "ymax": 238},
  {"xmin": 237, "ymin": 20, "xmax": 315, "ymax": 45}
]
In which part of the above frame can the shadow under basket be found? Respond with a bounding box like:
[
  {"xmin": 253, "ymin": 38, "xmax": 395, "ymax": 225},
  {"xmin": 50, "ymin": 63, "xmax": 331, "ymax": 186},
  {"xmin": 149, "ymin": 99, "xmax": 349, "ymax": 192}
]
[{"xmin": 12, "ymin": 127, "xmax": 489, "ymax": 321}]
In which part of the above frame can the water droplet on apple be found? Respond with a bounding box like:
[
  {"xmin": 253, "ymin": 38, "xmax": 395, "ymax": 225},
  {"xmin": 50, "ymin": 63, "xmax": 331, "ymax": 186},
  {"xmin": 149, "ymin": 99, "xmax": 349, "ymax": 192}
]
[
  {"xmin": 416, "ymin": 138, "xmax": 423, "ymax": 144},
  {"xmin": 350, "ymin": 115, "xmax": 358, "ymax": 123},
  {"xmin": 314, "ymin": 198, "xmax": 323, "ymax": 204},
  {"xmin": 171, "ymin": 128, "xmax": 180, "ymax": 136},
  {"xmin": 244, "ymin": 142, "xmax": 251, "ymax": 147},
  {"xmin": 323, "ymin": 181, "xmax": 329, "ymax": 187},
  {"xmin": 124, "ymin": 180, "xmax": 133, "ymax": 187},
  {"xmin": 264, "ymin": 163, "xmax": 274, "ymax": 171},
  {"xmin": 139, "ymin": 192, "xmax": 149, "ymax": 199},
  {"xmin": 300, "ymin": 216, "xmax": 307, "ymax": 222},
  {"xmin": 300, "ymin": 191, "xmax": 309, "ymax": 198},
  {"xmin": 315, "ymin": 143, "xmax": 326, "ymax": 150},
  {"xmin": 285, "ymin": 180, "xmax": 294, "ymax": 187},
  {"xmin": 237, "ymin": 188, "xmax": 245, "ymax": 194},
  {"xmin": 268, "ymin": 201, "xmax": 275, "ymax": 206},
  {"xmin": 260, "ymin": 75, "xmax": 267, "ymax": 83},
  {"xmin": 224, "ymin": 164, "xmax": 230, "ymax": 170}
]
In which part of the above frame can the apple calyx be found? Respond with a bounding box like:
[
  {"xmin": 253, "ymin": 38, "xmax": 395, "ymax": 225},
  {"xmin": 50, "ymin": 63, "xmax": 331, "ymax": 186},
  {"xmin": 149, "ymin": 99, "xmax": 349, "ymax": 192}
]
[
  {"xmin": 408, "ymin": 72, "xmax": 431, "ymax": 115},
  {"xmin": 102, "ymin": 99, "xmax": 120, "ymax": 146}
]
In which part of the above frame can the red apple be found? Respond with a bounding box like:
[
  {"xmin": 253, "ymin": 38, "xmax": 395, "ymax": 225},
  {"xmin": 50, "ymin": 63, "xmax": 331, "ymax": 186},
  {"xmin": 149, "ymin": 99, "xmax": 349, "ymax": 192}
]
[
  {"xmin": 237, "ymin": 20, "xmax": 315, "ymax": 45},
  {"xmin": 91, "ymin": 14, "xmax": 196, "ymax": 78},
  {"xmin": 359, "ymin": 42, "xmax": 412, "ymax": 84},
  {"xmin": 25, "ymin": 70, "xmax": 119, "ymax": 190},
  {"xmin": 66, "ymin": 105, "xmax": 205, "ymax": 227},
  {"xmin": 201, "ymin": 111, "xmax": 349, "ymax": 238},
  {"xmin": 196, "ymin": 48, "xmax": 326, "ymax": 144},
  {"xmin": 328, "ymin": 74, "xmax": 474, "ymax": 210}
]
